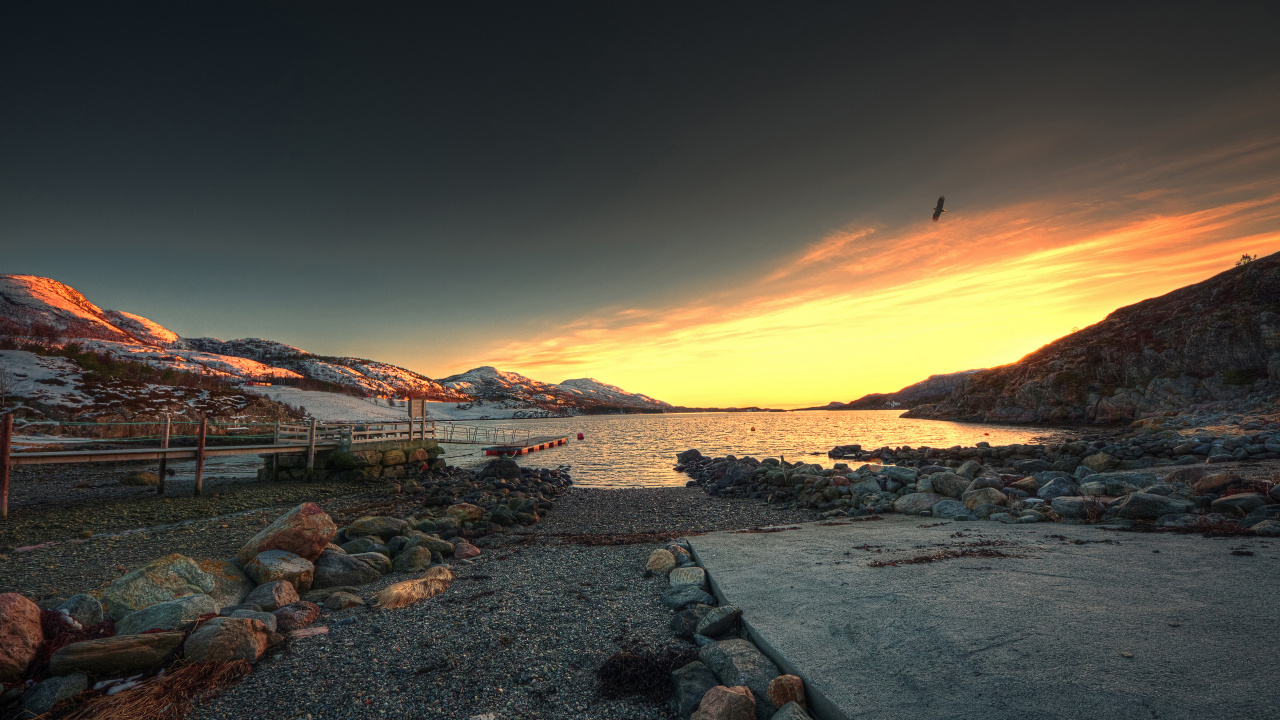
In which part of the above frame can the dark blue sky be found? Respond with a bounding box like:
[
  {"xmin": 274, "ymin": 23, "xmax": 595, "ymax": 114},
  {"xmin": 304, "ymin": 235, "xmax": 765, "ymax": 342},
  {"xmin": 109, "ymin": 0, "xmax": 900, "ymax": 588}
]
[{"xmin": 2, "ymin": 2, "xmax": 1278, "ymax": 398}]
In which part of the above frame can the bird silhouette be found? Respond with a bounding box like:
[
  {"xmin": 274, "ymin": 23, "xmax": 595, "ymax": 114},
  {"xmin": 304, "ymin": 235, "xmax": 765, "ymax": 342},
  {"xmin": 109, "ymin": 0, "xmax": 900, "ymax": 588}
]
[{"xmin": 932, "ymin": 196, "xmax": 946, "ymax": 221}]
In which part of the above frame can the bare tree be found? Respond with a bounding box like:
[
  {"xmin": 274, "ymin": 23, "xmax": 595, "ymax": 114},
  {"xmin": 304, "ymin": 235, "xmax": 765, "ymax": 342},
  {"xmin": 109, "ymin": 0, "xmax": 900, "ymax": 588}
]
[{"xmin": 0, "ymin": 367, "xmax": 14, "ymax": 408}]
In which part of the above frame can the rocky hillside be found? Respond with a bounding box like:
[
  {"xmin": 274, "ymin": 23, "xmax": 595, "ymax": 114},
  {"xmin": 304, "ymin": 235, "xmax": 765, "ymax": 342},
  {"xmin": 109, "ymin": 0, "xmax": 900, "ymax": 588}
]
[
  {"xmin": 904, "ymin": 253, "xmax": 1280, "ymax": 424},
  {"xmin": 0, "ymin": 274, "xmax": 668, "ymax": 418},
  {"xmin": 806, "ymin": 369, "xmax": 984, "ymax": 410}
]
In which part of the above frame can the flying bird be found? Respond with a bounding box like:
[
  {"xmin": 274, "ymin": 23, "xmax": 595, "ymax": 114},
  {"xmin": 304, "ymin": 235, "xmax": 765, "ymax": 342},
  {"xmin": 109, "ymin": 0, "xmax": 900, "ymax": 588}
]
[{"xmin": 932, "ymin": 196, "xmax": 946, "ymax": 222}]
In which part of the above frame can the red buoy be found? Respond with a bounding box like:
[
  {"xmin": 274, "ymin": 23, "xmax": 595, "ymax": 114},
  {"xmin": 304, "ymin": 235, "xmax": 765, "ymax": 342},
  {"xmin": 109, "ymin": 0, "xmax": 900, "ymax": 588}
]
[{"xmin": 577, "ymin": 432, "xmax": 585, "ymax": 440}]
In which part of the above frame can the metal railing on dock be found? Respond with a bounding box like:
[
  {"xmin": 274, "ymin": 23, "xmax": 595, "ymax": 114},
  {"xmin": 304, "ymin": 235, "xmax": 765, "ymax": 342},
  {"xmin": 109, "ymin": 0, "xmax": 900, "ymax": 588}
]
[{"xmin": 0, "ymin": 413, "xmax": 533, "ymax": 520}]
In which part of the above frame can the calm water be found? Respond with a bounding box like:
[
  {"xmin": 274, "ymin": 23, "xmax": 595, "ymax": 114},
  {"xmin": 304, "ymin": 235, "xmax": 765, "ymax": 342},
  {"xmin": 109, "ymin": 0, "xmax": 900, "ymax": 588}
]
[{"xmin": 442, "ymin": 410, "xmax": 1077, "ymax": 488}]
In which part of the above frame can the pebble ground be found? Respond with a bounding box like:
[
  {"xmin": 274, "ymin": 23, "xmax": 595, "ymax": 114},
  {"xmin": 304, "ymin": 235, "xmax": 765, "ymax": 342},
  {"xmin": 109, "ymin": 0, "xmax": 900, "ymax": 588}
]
[{"xmin": 190, "ymin": 488, "xmax": 815, "ymax": 720}]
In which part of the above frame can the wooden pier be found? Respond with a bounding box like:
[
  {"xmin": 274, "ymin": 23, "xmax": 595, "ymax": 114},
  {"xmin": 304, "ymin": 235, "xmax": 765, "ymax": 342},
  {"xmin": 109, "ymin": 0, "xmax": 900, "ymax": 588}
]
[{"xmin": 483, "ymin": 435, "xmax": 568, "ymax": 456}]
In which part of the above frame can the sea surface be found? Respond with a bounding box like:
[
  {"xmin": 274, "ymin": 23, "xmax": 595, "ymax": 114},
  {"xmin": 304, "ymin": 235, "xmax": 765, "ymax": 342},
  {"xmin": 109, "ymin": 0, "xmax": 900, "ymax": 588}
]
[{"xmin": 440, "ymin": 410, "xmax": 1079, "ymax": 488}]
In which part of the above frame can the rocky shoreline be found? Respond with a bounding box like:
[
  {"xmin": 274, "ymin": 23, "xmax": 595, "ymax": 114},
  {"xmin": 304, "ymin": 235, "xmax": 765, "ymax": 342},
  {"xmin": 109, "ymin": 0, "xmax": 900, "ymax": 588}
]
[{"xmin": 674, "ymin": 422, "xmax": 1280, "ymax": 532}]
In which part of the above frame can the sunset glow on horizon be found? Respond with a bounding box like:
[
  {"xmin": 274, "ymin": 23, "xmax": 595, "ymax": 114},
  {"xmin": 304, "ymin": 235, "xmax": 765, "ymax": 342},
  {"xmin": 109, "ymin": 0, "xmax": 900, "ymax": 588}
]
[{"xmin": 463, "ymin": 139, "xmax": 1280, "ymax": 408}]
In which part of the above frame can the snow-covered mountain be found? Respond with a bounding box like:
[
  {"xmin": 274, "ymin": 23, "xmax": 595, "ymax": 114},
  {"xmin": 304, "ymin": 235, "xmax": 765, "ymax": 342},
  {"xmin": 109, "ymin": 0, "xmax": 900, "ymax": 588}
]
[
  {"xmin": 557, "ymin": 377, "xmax": 670, "ymax": 409},
  {"xmin": 0, "ymin": 274, "xmax": 668, "ymax": 418}
]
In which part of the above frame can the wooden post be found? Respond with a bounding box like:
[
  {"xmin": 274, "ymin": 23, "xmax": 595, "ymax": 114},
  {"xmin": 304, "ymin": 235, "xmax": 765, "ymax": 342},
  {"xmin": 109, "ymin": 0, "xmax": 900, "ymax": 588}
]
[
  {"xmin": 194, "ymin": 418, "xmax": 207, "ymax": 497},
  {"xmin": 156, "ymin": 415, "xmax": 170, "ymax": 495},
  {"xmin": 0, "ymin": 413, "xmax": 12, "ymax": 520},
  {"xmin": 306, "ymin": 418, "xmax": 316, "ymax": 480},
  {"xmin": 271, "ymin": 421, "xmax": 280, "ymax": 481}
]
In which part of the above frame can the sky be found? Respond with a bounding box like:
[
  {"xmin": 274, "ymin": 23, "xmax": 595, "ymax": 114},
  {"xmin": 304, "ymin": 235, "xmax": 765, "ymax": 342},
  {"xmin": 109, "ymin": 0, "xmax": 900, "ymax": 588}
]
[{"xmin": 2, "ymin": 2, "xmax": 1279, "ymax": 408}]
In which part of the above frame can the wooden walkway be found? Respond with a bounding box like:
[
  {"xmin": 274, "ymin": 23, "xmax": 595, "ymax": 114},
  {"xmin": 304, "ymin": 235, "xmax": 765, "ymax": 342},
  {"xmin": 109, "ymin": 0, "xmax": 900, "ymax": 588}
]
[{"xmin": 482, "ymin": 435, "xmax": 568, "ymax": 456}]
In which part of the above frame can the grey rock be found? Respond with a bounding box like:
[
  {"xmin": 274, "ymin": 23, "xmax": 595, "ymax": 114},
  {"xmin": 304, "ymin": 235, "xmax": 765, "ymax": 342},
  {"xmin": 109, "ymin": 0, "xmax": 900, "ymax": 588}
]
[
  {"xmin": 1050, "ymin": 496, "xmax": 1103, "ymax": 520},
  {"xmin": 199, "ymin": 559, "xmax": 255, "ymax": 608},
  {"xmin": 880, "ymin": 466, "xmax": 918, "ymax": 483},
  {"xmin": 672, "ymin": 660, "xmax": 719, "ymax": 718},
  {"xmin": 392, "ymin": 546, "xmax": 435, "ymax": 573},
  {"xmin": 928, "ymin": 473, "xmax": 968, "ymax": 499},
  {"xmin": 696, "ymin": 604, "xmax": 742, "ymax": 638},
  {"xmin": 670, "ymin": 605, "xmax": 714, "ymax": 639},
  {"xmin": 669, "ymin": 566, "xmax": 708, "ymax": 591},
  {"xmin": 116, "ymin": 594, "xmax": 218, "ymax": 635},
  {"xmin": 989, "ymin": 512, "xmax": 1019, "ymax": 524},
  {"xmin": 18, "ymin": 673, "xmax": 88, "ymax": 718},
  {"xmin": 1251, "ymin": 519, "xmax": 1280, "ymax": 536},
  {"xmin": 218, "ymin": 603, "xmax": 262, "ymax": 615},
  {"xmin": 312, "ymin": 551, "xmax": 392, "ymax": 588},
  {"xmin": 244, "ymin": 580, "xmax": 299, "ymax": 612},
  {"xmin": 1073, "ymin": 465, "xmax": 1097, "ymax": 480},
  {"xmin": 893, "ymin": 492, "xmax": 943, "ymax": 515},
  {"xmin": 693, "ymin": 633, "xmax": 716, "ymax": 647},
  {"xmin": 931, "ymin": 499, "xmax": 969, "ymax": 519},
  {"xmin": 1239, "ymin": 504, "xmax": 1280, "ymax": 529},
  {"xmin": 955, "ymin": 460, "xmax": 982, "ymax": 479},
  {"xmin": 661, "ymin": 585, "xmax": 715, "ymax": 610},
  {"xmin": 1037, "ymin": 478, "xmax": 1081, "ymax": 502},
  {"xmin": 699, "ymin": 638, "xmax": 781, "ymax": 720},
  {"xmin": 57, "ymin": 595, "xmax": 103, "ymax": 628},
  {"xmin": 1210, "ymin": 493, "xmax": 1268, "ymax": 517},
  {"xmin": 1108, "ymin": 492, "xmax": 1193, "ymax": 520}
]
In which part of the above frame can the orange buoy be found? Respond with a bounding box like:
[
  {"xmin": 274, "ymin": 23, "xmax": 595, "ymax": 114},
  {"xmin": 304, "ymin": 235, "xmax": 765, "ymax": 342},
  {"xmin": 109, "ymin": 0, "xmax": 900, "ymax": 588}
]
[
  {"xmin": 750, "ymin": 427, "xmax": 756, "ymax": 432},
  {"xmin": 577, "ymin": 432, "xmax": 585, "ymax": 440}
]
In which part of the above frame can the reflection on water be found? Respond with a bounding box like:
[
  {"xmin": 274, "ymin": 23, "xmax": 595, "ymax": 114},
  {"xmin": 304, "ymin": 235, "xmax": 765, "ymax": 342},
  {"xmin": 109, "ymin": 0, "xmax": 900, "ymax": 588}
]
[{"xmin": 443, "ymin": 410, "xmax": 1077, "ymax": 488}]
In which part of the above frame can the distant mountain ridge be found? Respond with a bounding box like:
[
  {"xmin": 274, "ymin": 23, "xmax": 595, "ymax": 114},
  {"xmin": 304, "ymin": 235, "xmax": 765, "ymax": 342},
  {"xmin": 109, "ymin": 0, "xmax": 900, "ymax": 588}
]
[
  {"xmin": 804, "ymin": 369, "xmax": 985, "ymax": 410},
  {"xmin": 0, "ymin": 274, "xmax": 669, "ymax": 415},
  {"xmin": 903, "ymin": 253, "xmax": 1280, "ymax": 424}
]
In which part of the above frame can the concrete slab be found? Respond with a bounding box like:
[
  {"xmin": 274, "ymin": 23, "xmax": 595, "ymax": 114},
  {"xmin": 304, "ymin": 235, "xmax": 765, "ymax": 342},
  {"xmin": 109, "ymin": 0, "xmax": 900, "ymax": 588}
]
[{"xmin": 689, "ymin": 517, "xmax": 1279, "ymax": 720}]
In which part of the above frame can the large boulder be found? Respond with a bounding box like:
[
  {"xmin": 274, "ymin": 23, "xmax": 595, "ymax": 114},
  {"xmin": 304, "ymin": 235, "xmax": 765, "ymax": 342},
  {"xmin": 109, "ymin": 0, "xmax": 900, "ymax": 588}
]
[
  {"xmin": 1210, "ymin": 493, "xmax": 1268, "ymax": 517},
  {"xmin": 961, "ymin": 487, "xmax": 1007, "ymax": 510},
  {"xmin": 1108, "ymin": 492, "xmax": 1194, "ymax": 520},
  {"xmin": 672, "ymin": 661, "xmax": 720, "ymax": 718},
  {"xmin": 404, "ymin": 534, "xmax": 454, "ymax": 556},
  {"xmin": 182, "ymin": 617, "xmax": 270, "ymax": 663},
  {"xmin": 669, "ymin": 567, "xmax": 708, "ymax": 591},
  {"xmin": 677, "ymin": 449, "xmax": 704, "ymax": 464},
  {"xmin": 347, "ymin": 516, "xmax": 409, "ymax": 539},
  {"xmin": 671, "ymin": 605, "xmax": 715, "ymax": 639},
  {"xmin": 312, "ymin": 551, "xmax": 392, "ymax": 588},
  {"xmin": 893, "ymin": 492, "xmax": 943, "ymax": 515},
  {"xmin": 1081, "ymin": 452, "xmax": 1120, "ymax": 472},
  {"xmin": 771, "ymin": 701, "xmax": 813, "ymax": 720},
  {"xmin": 931, "ymin": 499, "xmax": 969, "ymax": 519},
  {"xmin": 244, "ymin": 550, "xmax": 315, "ymax": 592},
  {"xmin": 1037, "ymin": 478, "xmax": 1081, "ymax": 502},
  {"xmin": 699, "ymin": 639, "xmax": 781, "ymax": 720},
  {"xmin": 116, "ymin": 594, "xmax": 218, "ymax": 636},
  {"xmin": 197, "ymin": 560, "xmax": 255, "ymax": 607},
  {"xmin": 101, "ymin": 554, "xmax": 216, "ymax": 617},
  {"xmin": 928, "ymin": 473, "xmax": 968, "ymax": 498},
  {"xmin": 0, "ymin": 593, "xmax": 44, "ymax": 683},
  {"xmin": 696, "ymin": 605, "xmax": 742, "ymax": 639},
  {"xmin": 692, "ymin": 685, "xmax": 756, "ymax": 720},
  {"xmin": 1192, "ymin": 472, "xmax": 1243, "ymax": 496},
  {"xmin": 236, "ymin": 502, "xmax": 337, "ymax": 564},
  {"xmin": 244, "ymin": 580, "xmax": 299, "ymax": 612},
  {"xmin": 1050, "ymin": 496, "xmax": 1103, "ymax": 520},
  {"xmin": 392, "ymin": 547, "xmax": 435, "ymax": 573},
  {"xmin": 49, "ymin": 633, "xmax": 184, "ymax": 676}
]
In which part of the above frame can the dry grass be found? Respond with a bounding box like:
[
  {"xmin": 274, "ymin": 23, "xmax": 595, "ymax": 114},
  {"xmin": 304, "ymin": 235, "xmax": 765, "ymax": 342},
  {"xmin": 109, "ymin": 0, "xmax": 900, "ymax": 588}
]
[
  {"xmin": 373, "ymin": 566, "xmax": 454, "ymax": 609},
  {"xmin": 58, "ymin": 660, "xmax": 251, "ymax": 720},
  {"xmin": 595, "ymin": 646, "xmax": 699, "ymax": 701}
]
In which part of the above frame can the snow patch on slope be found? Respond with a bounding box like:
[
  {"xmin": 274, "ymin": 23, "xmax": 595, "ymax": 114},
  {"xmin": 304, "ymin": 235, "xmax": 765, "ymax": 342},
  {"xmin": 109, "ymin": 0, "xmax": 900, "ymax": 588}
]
[
  {"xmin": 557, "ymin": 378, "xmax": 670, "ymax": 408},
  {"xmin": 102, "ymin": 310, "xmax": 183, "ymax": 347}
]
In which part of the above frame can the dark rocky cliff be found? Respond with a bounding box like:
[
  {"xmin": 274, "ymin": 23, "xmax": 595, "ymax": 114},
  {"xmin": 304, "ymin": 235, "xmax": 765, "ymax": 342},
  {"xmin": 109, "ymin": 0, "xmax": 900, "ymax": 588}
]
[{"xmin": 903, "ymin": 253, "xmax": 1280, "ymax": 424}]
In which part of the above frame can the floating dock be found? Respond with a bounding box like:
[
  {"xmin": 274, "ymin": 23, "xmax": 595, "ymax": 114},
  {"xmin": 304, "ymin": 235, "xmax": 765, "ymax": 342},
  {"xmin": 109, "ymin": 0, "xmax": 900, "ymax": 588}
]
[{"xmin": 482, "ymin": 435, "xmax": 568, "ymax": 456}]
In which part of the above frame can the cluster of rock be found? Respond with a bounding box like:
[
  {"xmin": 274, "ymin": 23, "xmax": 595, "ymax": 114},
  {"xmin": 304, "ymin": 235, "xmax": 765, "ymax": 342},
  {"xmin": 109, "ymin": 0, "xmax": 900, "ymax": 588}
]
[
  {"xmin": 675, "ymin": 444, "xmax": 1280, "ymax": 531},
  {"xmin": 0, "ymin": 459, "xmax": 571, "ymax": 718},
  {"xmin": 257, "ymin": 444, "xmax": 442, "ymax": 482},
  {"xmin": 645, "ymin": 545, "xmax": 811, "ymax": 720}
]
